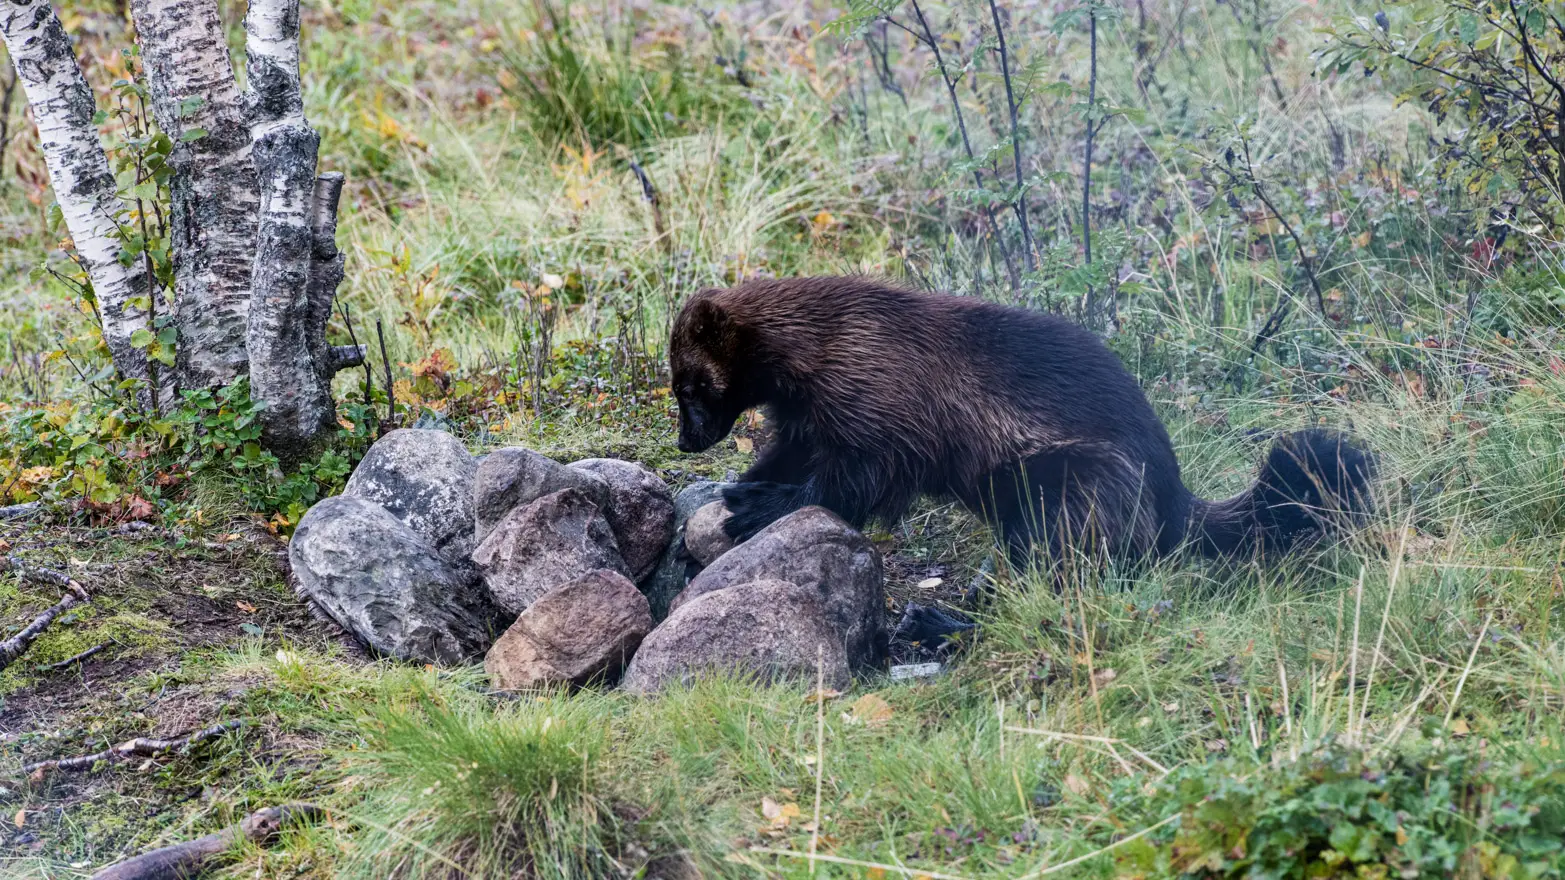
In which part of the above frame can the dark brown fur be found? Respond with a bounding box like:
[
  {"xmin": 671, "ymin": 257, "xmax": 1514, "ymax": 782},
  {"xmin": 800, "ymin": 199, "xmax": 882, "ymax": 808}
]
[{"xmin": 669, "ymin": 277, "xmax": 1373, "ymax": 567}]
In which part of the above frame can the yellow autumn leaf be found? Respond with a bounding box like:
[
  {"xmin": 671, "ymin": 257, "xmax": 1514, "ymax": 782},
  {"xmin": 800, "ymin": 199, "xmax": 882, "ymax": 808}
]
[
  {"xmin": 734, "ymin": 437, "xmax": 754, "ymax": 453},
  {"xmin": 1353, "ymin": 230, "xmax": 1373, "ymax": 248},
  {"xmin": 846, "ymin": 693, "xmax": 894, "ymax": 727},
  {"xmin": 761, "ymin": 797, "xmax": 800, "ymax": 828}
]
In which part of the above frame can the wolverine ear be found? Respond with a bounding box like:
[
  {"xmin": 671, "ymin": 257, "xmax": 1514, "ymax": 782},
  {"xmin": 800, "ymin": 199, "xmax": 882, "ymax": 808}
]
[{"xmin": 685, "ymin": 295, "xmax": 730, "ymax": 346}]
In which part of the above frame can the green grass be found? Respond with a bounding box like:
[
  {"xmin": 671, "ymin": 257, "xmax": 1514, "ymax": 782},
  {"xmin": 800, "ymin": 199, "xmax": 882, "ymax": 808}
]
[{"xmin": 1, "ymin": 0, "xmax": 1564, "ymax": 876}]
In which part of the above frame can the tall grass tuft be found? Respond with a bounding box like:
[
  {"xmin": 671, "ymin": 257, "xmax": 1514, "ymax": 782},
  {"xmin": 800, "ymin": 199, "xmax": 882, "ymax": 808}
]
[
  {"xmin": 337, "ymin": 688, "xmax": 625, "ymax": 879},
  {"xmin": 500, "ymin": 1, "xmax": 753, "ymax": 151}
]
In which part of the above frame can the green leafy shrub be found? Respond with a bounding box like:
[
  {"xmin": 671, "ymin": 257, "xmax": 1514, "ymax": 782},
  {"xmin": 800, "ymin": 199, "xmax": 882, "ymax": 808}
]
[
  {"xmin": 0, "ymin": 379, "xmax": 378, "ymax": 531},
  {"xmin": 1320, "ymin": 0, "xmax": 1565, "ymax": 231},
  {"xmin": 1113, "ymin": 737, "xmax": 1565, "ymax": 878}
]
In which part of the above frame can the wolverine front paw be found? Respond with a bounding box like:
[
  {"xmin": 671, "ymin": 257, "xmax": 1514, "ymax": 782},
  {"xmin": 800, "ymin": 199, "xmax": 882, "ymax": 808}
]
[{"xmin": 720, "ymin": 481, "xmax": 802, "ymax": 543}]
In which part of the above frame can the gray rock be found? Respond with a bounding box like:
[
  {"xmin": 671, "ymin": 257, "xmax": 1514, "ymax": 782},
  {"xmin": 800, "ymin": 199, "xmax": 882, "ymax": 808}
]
[
  {"xmin": 642, "ymin": 481, "xmax": 734, "ymax": 621},
  {"xmin": 568, "ymin": 458, "xmax": 675, "ymax": 582},
  {"xmin": 471, "ymin": 488, "xmax": 629, "ymax": 615},
  {"xmin": 674, "ymin": 506, "xmax": 885, "ymax": 669},
  {"xmin": 343, "ymin": 428, "xmax": 479, "ymax": 564},
  {"xmin": 684, "ymin": 501, "xmax": 734, "ymax": 566},
  {"xmin": 474, "ymin": 448, "xmax": 610, "ymax": 545},
  {"xmin": 289, "ymin": 496, "xmax": 506, "ymax": 664},
  {"xmin": 620, "ymin": 579, "xmax": 850, "ymax": 694},
  {"xmin": 484, "ymin": 569, "xmax": 652, "ymax": 690}
]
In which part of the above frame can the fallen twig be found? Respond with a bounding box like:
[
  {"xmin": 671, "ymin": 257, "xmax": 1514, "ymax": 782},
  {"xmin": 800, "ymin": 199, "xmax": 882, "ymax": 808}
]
[
  {"xmin": 37, "ymin": 642, "xmax": 105, "ymax": 672},
  {"xmin": 0, "ymin": 501, "xmax": 43, "ymax": 521},
  {"xmin": 24, "ymin": 719, "xmax": 243, "ymax": 777},
  {"xmin": 0, "ymin": 559, "xmax": 88, "ymax": 672},
  {"xmin": 0, "ymin": 553, "xmax": 81, "ymax": 590},
  {"xmin": 88, "ymin": 803, "xmax": 323, "ymax": 880}
]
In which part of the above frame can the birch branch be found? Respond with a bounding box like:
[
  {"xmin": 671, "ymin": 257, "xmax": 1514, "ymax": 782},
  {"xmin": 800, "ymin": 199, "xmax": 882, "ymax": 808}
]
[
  {"xmin": 88, "ymin": 804, "xmax": 322, "ymax": 880},
  {"xmin": 23, "ymin": 719, "xmax": 242, "ymax": 776}
]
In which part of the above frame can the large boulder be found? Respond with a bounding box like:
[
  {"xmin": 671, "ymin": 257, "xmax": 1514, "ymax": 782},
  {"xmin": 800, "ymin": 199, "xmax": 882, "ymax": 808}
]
[
  {"xmin": 473, "ymin": 448, "xmax": 611, "ymax": 545},
  {"xmin": 620, "ymin": 580, "xmax": 850, "ymax": 694},
  {"xmin": 568, "ymin": 459, "xmax": 675, "ymax": 582},
  {"xmin": 484, "ymin": 570, "xmax": 652, "ymax": 689},
  {"xmin": 343, "ymin": 428, "xmax": 478, "ymax": 564},
  {"xmin": 683, "ymin": 501, "xmax": 735, "ymax": 566},
  {"xmin": 289, "ymin": 496, "xmax": 506, "ymax": 664},
  {"xmin": 471, "ymin": 488, "xmax": 629, "ymax": 616},
  {"xmin": 642, "ymin": 481, "xmax": 734, "ymax": 621},
  {"xmin": 674, "ymin": 506, "xmax": 885, "ymax": 669}
]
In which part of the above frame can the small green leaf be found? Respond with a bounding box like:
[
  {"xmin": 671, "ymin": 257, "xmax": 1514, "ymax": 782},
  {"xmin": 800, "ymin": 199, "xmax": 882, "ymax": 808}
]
[
  {"xmin": 130, "ymin": 328, "xmax": 155, "ymax": 349},
  {"xmin": 1457, "ymin": 13, "xmax": 1477, "ymax": 44},
  {"xmin": 179, "ymin": 128, "xmax": 209, "ymax": 142}
]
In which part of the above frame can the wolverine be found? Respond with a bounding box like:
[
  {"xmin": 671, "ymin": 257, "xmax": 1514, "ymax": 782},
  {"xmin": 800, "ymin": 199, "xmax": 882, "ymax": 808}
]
[{"xmin": 669, "ymin": 277, "xmax": 1373, "ymax": 567}]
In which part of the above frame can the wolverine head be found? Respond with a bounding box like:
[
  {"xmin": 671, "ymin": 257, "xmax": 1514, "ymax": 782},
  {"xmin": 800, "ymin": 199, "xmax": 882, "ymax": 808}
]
[{"xmin": 670, "ymin": 292, "xmax": 755, "ymax": 453}]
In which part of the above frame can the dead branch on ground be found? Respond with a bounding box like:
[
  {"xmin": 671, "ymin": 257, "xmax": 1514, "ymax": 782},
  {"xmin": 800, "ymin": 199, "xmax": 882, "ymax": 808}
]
[
  {"xmin": 88, "ymin": 803, "xmax": 323, "ymax": 880},
  {"xmin": 0, "ymin": 557, "xmax": 88, "ymax": 672},
  {"xmin": 24, "ymin": 719, "xmax": 242, "ymax": 777}
]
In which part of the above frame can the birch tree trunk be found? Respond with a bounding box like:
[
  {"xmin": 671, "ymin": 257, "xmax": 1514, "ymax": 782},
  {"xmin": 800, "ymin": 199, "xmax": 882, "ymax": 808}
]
[
  {"xmin": 0, "ymin": 0, "xmax": 152, "ymax": 388},
  {"xmin": 5, "ymin": 0, "xmax": 361, "ymax": 459},
  {"xmin": 244, "ymin": 0, "xmax": 343, "ymax": 457},
  {"xmin": 129, "ymin": 0, "xmax": 260, "ymax": 391}
]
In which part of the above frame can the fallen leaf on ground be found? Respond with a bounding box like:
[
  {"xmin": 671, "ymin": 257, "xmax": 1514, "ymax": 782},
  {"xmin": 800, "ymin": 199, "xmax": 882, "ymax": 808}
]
[{"xmin": 845, "ymin": 693, "xmax": 894, "ymax": 727}]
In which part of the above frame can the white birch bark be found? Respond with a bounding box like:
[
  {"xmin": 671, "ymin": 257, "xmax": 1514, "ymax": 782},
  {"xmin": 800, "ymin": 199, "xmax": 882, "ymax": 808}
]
[
  {"xmin": 130, "ymin": 0, "xmax": 260, "ymax": 391},
  {"xmin": 0, "ymin": 0, "xmax": 152, "ymax": 387},
  {"xmin": 244, "ymin": 0, "xmax": 333, "ymax": 456}
]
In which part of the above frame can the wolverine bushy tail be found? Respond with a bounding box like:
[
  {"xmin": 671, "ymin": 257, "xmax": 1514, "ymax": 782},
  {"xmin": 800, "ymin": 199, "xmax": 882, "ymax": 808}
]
[{"xmin": 1190, "ymin": 429, "xmax": 1375, "ymax": 558}]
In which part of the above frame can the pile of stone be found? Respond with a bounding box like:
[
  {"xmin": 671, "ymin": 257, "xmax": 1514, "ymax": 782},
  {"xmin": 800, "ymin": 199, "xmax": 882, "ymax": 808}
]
[{"xmin": 289, "ymin": 429, "xmax": 886, "ymax": 693}]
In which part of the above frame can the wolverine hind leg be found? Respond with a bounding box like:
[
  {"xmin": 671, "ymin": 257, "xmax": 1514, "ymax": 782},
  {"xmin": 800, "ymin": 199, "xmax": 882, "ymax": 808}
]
[{"xmin": 974, "ymin": 450, "xmax": 1155, "ymax": 579}]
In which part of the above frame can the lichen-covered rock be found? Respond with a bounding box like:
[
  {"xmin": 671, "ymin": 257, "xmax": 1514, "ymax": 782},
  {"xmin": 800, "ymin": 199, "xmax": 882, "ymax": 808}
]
[
  {"xmin": 620, "ymin": 579, "xmax": 850, "ymax": 694},
  {"xmin": 289, "ymin": 496, "xmax": 505, "ymax": 664},
  {"xmin": 568, "ymin": 458, "xmax": 675, "ymax": 582},
  {"xmin": 473, "ymin": 448, "xmax": 610, "ymax": 545},
  {"xmin": 642, "ymin": 481, "xmax": 734, "ymax": 621},
  {"xmin": 674, "ymin": 506, "xmax": 885, "ymax": 669},
  {"xmin": 683, "ymin": 501, "xmax": 734, "ymax": 566},
  {"xmin": 471, "ymin": 488, "xmax": 629, "ymax": 615},
  {"xmin": 484, "ymin": 570, "xmax": 652, "ymax": 689},
  {"xmin": 343, "ymin": 428, "xmax": 478, "ymax": 564}
]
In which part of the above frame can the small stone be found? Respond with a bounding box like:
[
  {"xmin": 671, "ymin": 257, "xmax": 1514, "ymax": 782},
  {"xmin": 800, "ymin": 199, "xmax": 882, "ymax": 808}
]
[
  {"xmin": 642, "ymin": 481, "xmax": 734, "ymax": 621},
  {"xmin": 484, "ymin": 570, "xmax": 652, "ymax": 689},
  {"xmin": 568, "ymin": 459, "xmax": 675, "ymax": 582},
  {"xmin": 683, "ymin": 501, "xmax": 734, "ymax": 566},
  {"xmin": 289, "ymin": 496, "xmax": 506, "ymax": 664},
  {"xmin": 674, "ymin": 507, "xmax": 884, "ymax": 669},
  {"xmin": 343, "ymin": 428, "xmax": 478, "ymax": 564},
  {"xmin": 474, "ymin": 448, "xmax": 610, "ymax": 545},
  {"xmin": 471, "ymin": 488, "xmax": 629, "ymax": 616},
  {"xmin": 620, "ymin": 579, "xmax": 850, "ymax": 694}
]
